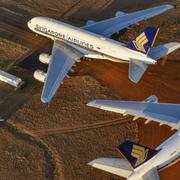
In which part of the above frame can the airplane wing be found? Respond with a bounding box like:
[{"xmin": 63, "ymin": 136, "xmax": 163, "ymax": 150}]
[
  {"xmin": 41, "ymin": 40, "xmax": 82, "ymax": 103},
  {"xmin": 142, "ymin": 168, "xmax": 160, "ymax": 180},
  {"xmin": 83, "ymin": 5, "xmax": 174, "ymax": 37},
  {"xmin": 88, "ymin": 157, "xmax": 132, "ymax": 178},
  {"xmin": 87, "ymin": 95, "xmax": 180, "ymax": 130}
]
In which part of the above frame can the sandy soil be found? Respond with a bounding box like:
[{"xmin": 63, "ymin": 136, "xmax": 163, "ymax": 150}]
[
  {"xmin": 0, "ymin": 39, "xmax": 28, "ymax": 70},
  {"xmin": 42, "ymin": 122, "xmax": 137, "ymax": 180},
  {"xmin": 0, "ymin": 125, "xmax": 51, "ymax": 180},
  {"xmin": 0, "ymin": 0, "xmax": 180, "ymax": 180},
  {"xmin": 10, "ymin": 76, "xmax": 120, "ymax": 130},
  {"xmin": 9, "ymin": 76, "xmax": 138, "ymax": 180}
]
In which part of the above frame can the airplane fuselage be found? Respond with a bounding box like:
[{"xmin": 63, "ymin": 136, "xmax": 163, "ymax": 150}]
[
  {"xmin": 128, "ymin": 130, "xmax": 180, "ymax": 180},
  {"xmin": 28, "ymin": 17, "xmax": 156, "ymax": 64}
]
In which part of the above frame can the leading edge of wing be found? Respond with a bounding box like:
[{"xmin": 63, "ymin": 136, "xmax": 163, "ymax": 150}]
[
  {"xmin": 87, "ymin": 99, "xmax": 180, "ymax": 129},
  {"xmin": 41, "ymin": 41, "xmax": 82, "ymax": 103},
  {"xmin": 83, "ymin": 5, "xmax": 175, "ymax": 37}
]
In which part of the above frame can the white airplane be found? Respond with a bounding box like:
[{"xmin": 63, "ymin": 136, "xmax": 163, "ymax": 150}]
[
  {"xmin": 27, "ymin": 5, "xmax": 180, "ymax": 103},
  {"xmin": 87, "ymin": 96, "xmax": 180, "ymax": 180}
]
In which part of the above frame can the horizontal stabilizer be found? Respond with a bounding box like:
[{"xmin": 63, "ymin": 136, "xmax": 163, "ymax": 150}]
[
  {"xmin": 149, "ymin": 42, "xmax": 180, "ymax": 60},
  {"xmin": 127, "ymin": 27, "xmax": 159, "ymax": 54},
  {"xmin": 117, "ymin": 141, "xmax": 159, "ymax": 169},
  {"xmin": 129, "ymin": 60, "xmax": 149, "ymax": 83},
  {"xmin": 88, "ymin": 157, "xmax": 132, "ymax": 178}
]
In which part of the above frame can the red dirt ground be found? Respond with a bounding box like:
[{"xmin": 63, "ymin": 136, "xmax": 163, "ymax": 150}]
[
  {"xmin": 74, "ymin": 51, "xmax": 180, "ymax": 180},
  {"xmin": 0, "ymin": 0, "xmax": 179, "ymax": 179}
]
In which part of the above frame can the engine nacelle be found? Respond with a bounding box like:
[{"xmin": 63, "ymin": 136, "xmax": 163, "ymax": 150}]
[
  {"xmin": 39, "ymin": 53, "xmax": 51, "ymax": 64},
  {"xmin": 34, "ymin": 70, "xmax": 47, "ymax": 83}
]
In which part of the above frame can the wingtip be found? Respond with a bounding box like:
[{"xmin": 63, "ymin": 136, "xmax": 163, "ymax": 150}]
[
  {"xmin": 87, "ymin": 100, "xmax": 99, "ymax": 108},
  {"xmin": 41, "ymin": 97, "xmax": 50, "ymax": 104},
  {"xmin": 87, "ymin": 160, "xmax": 94, "ymax": 166},
  {"xmin": 128, "ymin": 74, "xmax": 140, "ymax": 84},
  {"xmin": 163, "ymin": 4, "xmax": 176, "ymax": 9},
  {"xmin": 173, "ymin": 4, "xmax": 177, "ymax": 9},
  {"xmin": 88, "ymin": 158, "xmax": 103, "ymax": 167}
]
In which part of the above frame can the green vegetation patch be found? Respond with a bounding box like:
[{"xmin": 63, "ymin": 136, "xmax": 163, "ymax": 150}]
[
  {"xmin": 0, "ymin": 38, "xmax": 29, "ymax": 53},
  {"xmin": 0, "ymin": 38, "xmax": 30, "ymax": 71}
]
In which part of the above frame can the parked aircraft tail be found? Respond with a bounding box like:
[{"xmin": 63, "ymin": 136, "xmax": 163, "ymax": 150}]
[
  {"xmin": 88, "ymin": 141, "xmax": 161, "ymax": 179},
  {"xmin": 127, "ymin": 27, "xmax": 159, "ymax": 55},
  {"xmin": 117, "ymin": 140, "xmax": 159, "ymax": 169},
  {"xmin": 128, "ymin": 41, "xmax": 180, "ymax": 83}
]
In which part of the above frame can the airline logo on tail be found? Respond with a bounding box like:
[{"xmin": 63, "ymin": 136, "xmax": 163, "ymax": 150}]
[
  {"xmin": 127, "ymin": 27, "xmax": 159, "ymax": 55},
  {"xmin": 131, "ymin": 144, "xmax": 149, "ymax": 166},
  {"xmin": 117, "ymin": 140, "xmax": 159, "ymax": 169},
  {"xmin": 132, "ymin": 32, "xmax": 148, "ymax": 53}
]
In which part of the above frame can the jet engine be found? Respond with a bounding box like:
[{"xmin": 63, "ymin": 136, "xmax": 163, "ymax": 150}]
[
  {"xmin": 33, "ymin": 70, "xmax": 47, "ymax": 83},
  {"xmin": 39, "ymin": 53, "xmax": 51, "ymax": 64}
]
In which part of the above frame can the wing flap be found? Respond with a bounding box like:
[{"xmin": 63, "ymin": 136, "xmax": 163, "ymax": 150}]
[
  {"xmin": 83, "ymin": 5, "xmax": 174, "ymax": 37},
  {"xmin": 41, "ymin": 41, "xmax": 82, "ymax": 103}
]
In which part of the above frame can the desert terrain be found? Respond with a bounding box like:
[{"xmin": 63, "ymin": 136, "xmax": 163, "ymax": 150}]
[{"xmin": 0, "ymin": 0, "xmax": 180, "ymax": 180}]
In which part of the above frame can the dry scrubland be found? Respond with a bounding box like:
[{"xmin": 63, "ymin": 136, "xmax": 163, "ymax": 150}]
[
  {"xmin": 43, "ymin": 122, "xmax": 137, "ymax": 180},
  {"xmin": 0, "ymin": 38, "xmax": 33, "ymax": 119},
  {"xmin": 0, "ymin": 125, "xmax": 52, "ymax": 180},
  {"xmin": 11, "ymin": 76, "xmax": 120, "ymax": 130},
  {"xmin": 9, "ymin": 76, "xmax": 138, "ymax": 180},
  {"xmin": 0, "ymin": 38, "xmax": 29, "ymax": 70},
  {"xmin": 0, "ymin": 0, "xmax": 180, "ymax": 180}
]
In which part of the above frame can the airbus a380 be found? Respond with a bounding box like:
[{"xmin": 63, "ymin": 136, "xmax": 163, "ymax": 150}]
[
  {"xmin": 28, "ymin": 5, "xmax": 180, "ymax": 103},
  {"xmin": 87, "ymin": 96, "xmax": 180, "ymax": 180}
]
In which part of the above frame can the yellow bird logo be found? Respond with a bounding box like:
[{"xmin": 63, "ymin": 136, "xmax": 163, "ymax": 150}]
[
  {"xmin": 133, "ymin": 32, "xmax": 148, "ymax": 53},
  {"xmin": 131, "ymin": 144, "xmax": 149, "ymax": 167}
]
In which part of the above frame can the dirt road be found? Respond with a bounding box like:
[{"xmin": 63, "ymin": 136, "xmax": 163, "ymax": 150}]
[{"xmin": 0, "ymin": 0, "xmax": 179, "ymax": 179}]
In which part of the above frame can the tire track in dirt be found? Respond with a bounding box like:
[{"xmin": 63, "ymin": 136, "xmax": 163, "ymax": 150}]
[
  {"xmin": 59, "ymin": 0, "xmax": 82, "ymax": 19},
  {"xmin": 4, "ymin": 121, "xmax": 64, "ymax": 180},
  {"xmin": 33, "ymin": 116, "xmax": 132, "ymax": 137},
  {"xmin": 100, "ymin": 0, "xmax": 114, "ymax": 10}
]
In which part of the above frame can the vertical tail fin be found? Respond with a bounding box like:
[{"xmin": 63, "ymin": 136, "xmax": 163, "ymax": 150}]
[
  {"xmin": 117, "ymin": 140, "xmax": 159, "ymax": 169},
  {"xmin": 127, "ymin": 27, "xmax": 159, "ymax": 55}
]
